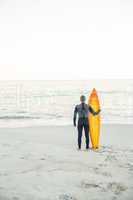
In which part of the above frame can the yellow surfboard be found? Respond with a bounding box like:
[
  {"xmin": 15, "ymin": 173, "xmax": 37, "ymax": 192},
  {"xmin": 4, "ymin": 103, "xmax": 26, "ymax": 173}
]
[{"xmin": 88, "ymin": 88, "xmax": 101, "ymax": 149}]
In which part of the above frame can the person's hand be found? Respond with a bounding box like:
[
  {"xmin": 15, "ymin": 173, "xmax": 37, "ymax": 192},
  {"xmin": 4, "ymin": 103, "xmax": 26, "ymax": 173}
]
[
  {"xmin": 92, "ymin": 112, "xmax": 96, "ymax": 116},
  {"xmin": 93, "ymin": 109, "xmax": 101, "ymax": 116}
]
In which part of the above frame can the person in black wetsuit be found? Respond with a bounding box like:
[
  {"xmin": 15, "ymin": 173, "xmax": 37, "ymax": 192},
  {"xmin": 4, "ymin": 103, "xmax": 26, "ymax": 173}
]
[{"xmin": 73, "ymin": 95, "xmax": 100, "ymax": 150}]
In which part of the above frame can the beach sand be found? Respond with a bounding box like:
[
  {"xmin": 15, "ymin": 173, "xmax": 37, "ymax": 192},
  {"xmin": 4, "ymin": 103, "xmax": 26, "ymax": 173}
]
[{"xmin": 0, "ymin": 125, "xmax": 133, "ymax": 200}]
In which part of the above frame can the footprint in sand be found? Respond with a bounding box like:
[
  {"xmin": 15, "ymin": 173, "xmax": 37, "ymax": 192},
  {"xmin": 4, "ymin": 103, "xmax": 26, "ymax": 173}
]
[
  {"xmin": 101, "ymin": 171, "xmax": 112, "ymax": 177},
  {"xmin": 126, "ymin": 163, "xmax": 133, "ymax": 172},
  {"xmin": 58, "ymin": 194, "xmax": 77, "ymax": 200},
  {"xmin": 20, "ymin": 156, "xmax": 25, "ymax": 160},
  {"xmin": 21, "ymin": 164, "xmax": 44, "ymax": 174},
  {"xmin": 81, "ymin": 181, "xmax": 101, "ymax": 189},
  {"xmin": 107, "ymin": 182, "xmax": 128, "ymax": 195},
  {"xmin": 92, "ymin": 167, "xmax": 112, "ymax": 177},
  {"xmin": 40, "ymin": 157, "xmax": 45, "ymax": 160},
  {"xmin": 81, "ymin": 180, "xmax": 127, "ymax": 196},
  {"xmin": 97, "ymin": 146, "xmax": 113, "ymax": 154},
  {"xmin": 119, "ymin": 162, "xmax": 133, "ymax": 174},
  {"xmin": 0, "ymin": 172, "xmax": 8, "ymax": 176},
  {"xmin": 104, "ymin": 154, "xmax": 117, "ymax": 162},
  {"xmin": 12, "ymin": 197, "xmax": 20, "ymax": 200}
]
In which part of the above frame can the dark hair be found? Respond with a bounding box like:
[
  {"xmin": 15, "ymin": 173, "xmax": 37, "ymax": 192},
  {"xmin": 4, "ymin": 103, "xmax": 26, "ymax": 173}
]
[{"xmin": 80, "ymin": 95, "xmax": 86, "ymax": 102}]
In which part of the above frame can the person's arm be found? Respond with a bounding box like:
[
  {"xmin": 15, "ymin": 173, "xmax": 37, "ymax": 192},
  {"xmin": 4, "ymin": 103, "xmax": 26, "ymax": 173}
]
[
  {"xmin": 73, "ymin": 106, "xmax": 78, "ymax": 127},
  {"xmin": 89, "ymin": 106, "xmax": 101, "ymax": 116},
  {"xmin": 89, "ymin": 105, "xmax": 95, "ymax": 115},
  {"xmin": 94, "ymin": 109, "xmax": 101, "ymax": 115}
]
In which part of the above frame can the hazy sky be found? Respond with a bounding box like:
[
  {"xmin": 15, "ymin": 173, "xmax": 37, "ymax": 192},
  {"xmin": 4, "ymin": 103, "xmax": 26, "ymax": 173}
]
[{"xmin": 0, "ymin": 0, "xmax": 133, "ymax": 80}]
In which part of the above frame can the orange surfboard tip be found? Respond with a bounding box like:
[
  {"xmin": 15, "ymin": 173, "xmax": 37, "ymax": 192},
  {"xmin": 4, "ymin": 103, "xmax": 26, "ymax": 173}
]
[
  {"xmin": 90, "ymin": 88, "xmax": 98, "ymax": 97},
  {"xmin": 92, "ymin": 88, "xmax": 97, "ymax": 93}
]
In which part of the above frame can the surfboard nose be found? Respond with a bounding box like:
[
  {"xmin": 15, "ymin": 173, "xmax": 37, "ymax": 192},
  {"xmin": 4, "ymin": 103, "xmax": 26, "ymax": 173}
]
[
  {"xmin": 91, "ymin": 88, "xmax": 97, "ymax": 97},
  {"xmin": 92, "ymin": 88, "xmax": 97, "ymax": 94}
]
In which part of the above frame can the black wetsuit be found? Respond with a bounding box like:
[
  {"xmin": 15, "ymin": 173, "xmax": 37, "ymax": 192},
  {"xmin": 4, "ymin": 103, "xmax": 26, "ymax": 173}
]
[{"xmin": 73, "ymin": 103, "xmax": 96, "ymax": 149}]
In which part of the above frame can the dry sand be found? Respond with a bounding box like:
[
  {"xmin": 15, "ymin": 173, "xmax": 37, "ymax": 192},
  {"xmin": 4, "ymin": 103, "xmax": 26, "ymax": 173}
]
[{"xmin": 0, "ymin": 125, "xmax": 133, "ymax": 200}]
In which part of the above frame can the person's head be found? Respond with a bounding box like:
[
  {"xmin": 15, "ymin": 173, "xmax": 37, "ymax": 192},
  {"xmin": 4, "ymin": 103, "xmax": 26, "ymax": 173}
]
[{"xmin": 80, "ymin": 95, "xmax": 86, "ymax": 103}]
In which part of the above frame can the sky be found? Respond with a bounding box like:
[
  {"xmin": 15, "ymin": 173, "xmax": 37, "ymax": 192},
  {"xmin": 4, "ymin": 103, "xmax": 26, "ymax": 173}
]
[{"xmin": 0, "ymin": 0, "xmax": 133, "ymax": 80}]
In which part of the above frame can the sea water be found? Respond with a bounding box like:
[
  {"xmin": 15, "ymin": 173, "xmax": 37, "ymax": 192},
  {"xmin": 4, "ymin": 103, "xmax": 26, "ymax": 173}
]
[{"xmin": 0, "ymin": 80, "xmax": 133, "ymax": 127}]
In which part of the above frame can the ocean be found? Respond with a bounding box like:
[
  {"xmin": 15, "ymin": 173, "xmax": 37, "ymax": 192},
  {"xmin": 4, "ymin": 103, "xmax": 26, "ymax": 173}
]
[{"xmin": 0, "ymin": 80, "xmax": 133, "ymax": 127}]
